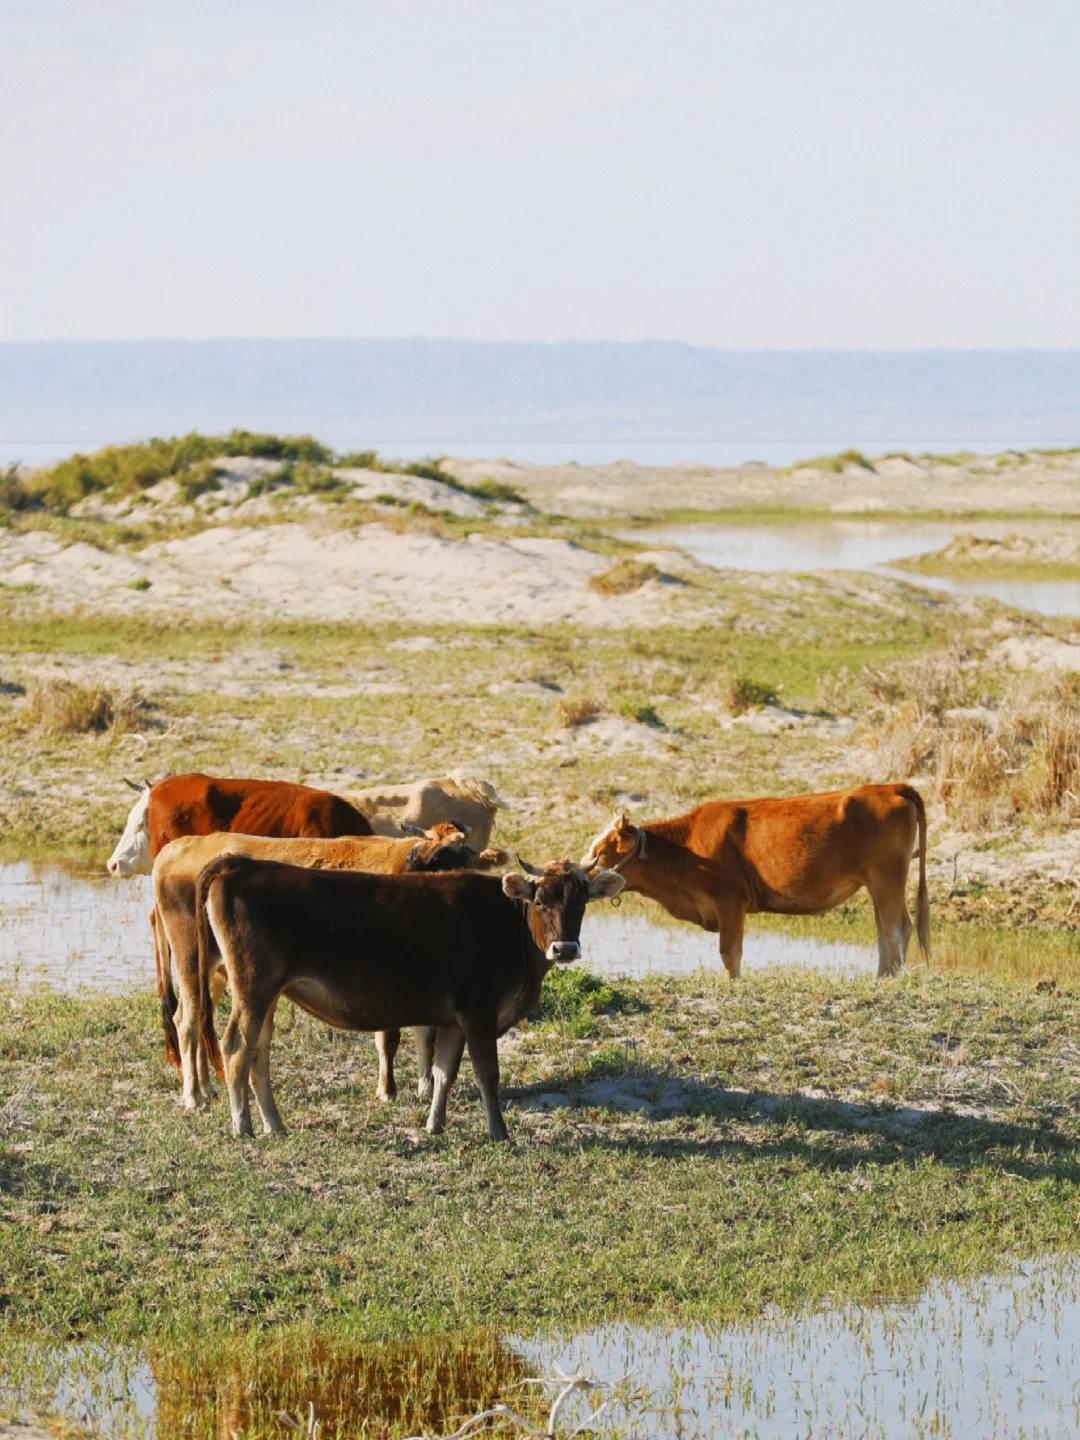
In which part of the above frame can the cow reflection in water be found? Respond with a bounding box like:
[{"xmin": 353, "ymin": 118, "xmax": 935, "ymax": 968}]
[{"xmin": 196, "ymin": 856, "xmax": 624, "ymax": 1140}]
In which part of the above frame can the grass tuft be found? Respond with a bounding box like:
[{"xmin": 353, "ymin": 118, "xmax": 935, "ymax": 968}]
[
  {"xmin": 557, "ymin": 696, "xmax": 603, "ymax": 728},
  {"xmin": 23, "ymin": 679, "xmax": 149, "ymax": 737},
  {"xmin": 588, "ymin": 560, "xmax": 661, "ymax": 596}
]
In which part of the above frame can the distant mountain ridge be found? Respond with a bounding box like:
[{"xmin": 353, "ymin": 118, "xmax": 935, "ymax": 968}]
[{"xmin": 1, "ymin": 339, "xmax": 1079, "ymax": 445}]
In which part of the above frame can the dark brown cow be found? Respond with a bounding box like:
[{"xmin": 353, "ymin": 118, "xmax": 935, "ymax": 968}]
[
  {"xmin": 582, "ymin": 784, "xmax": 929, "ymax": 978},
  {"xmin": 195, "ymin": 857, "xmax": 624, "ymax": 1140},
  {"xmin": 153, "ymin": 826, "xmax": 508, "ymax": 1108}
]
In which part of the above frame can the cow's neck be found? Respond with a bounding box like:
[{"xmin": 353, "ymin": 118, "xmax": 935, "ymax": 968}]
[{"xmin": 621, "ymin": 821, "xmax": 690, "ymax": 897}]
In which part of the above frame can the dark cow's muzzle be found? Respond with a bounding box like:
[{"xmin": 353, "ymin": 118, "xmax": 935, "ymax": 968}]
[{"xmin": 546, "ymin": 940, "xmax": 581, "ymax": 963}]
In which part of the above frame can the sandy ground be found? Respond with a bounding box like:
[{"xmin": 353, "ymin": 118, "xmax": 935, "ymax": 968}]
[
  {"xmin": 442, "ymin": 450, "xmax": 1080, "ymax": 517},
  {"xmin": 0, "ymin": 524, "xmax": 697, "ymax": 626}
]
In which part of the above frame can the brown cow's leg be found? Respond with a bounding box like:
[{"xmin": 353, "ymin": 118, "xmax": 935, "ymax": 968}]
[
  {"xmin": 871, "ymin": 878, "xmax": 913, "ymax": 978},
  {"xmin": 250, "ymin": 998, "xmax": 284, "ymax": 1135},
  {"xmin": 415, "ymin": 1026, "xmax": 436, "ymax": 1098},
  {"xmin": 374, "ymin": 1029, "xmax": 400, "ymax": 1103},
  {"xmin": 425, "ymin": 1026, "xmax": 466, "ymax": 1136},
  {"xmin": 462, "ymin": 1018, "xmax": 509, "ymax": 1142},
  {"xmin": 718, "ymin": 906, "xmax": 746, "ymax": 979}
]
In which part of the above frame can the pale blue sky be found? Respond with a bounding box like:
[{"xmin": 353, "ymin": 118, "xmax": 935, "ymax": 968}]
[{"xmin": 2, "ymin": 0, "xmax": 1078, "ymax": 346}]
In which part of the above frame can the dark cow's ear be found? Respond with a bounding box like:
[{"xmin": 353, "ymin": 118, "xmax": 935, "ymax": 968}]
[
  {"xmin": 404, "ymin": 842, "xmax": 425, "ymax": 870},
  {"xmin": 502, "ymin": 873, "xmax": 535, "ymax": 901}
]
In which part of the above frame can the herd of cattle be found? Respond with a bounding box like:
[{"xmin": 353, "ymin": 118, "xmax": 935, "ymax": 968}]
[{"xmin": 105, "ymin": 770, "xmax": 930, "ymax": 1140}]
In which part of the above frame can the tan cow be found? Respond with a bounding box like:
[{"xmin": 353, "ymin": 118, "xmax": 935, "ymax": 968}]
[
  {"xmin": 154, "ymin": 826, "xmax": 508, "ymax": 1110},
  {"xmin": 336, "ymin": 770, "xmax": 508, "ymax": 851},
  {"xmin": 581, "ymin": 784, "xmax": 930, "ymax": 978}
]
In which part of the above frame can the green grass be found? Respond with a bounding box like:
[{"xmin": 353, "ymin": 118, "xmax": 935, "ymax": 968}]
[
  {"xmin": 893, "ymin": 550, "xmax": 1080, "ymax": 583},
  {"xmin": 2, "ymin": 969, "xmax": 1078, "ymax": 1357}
]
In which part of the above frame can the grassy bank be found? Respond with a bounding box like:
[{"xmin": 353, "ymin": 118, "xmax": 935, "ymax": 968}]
[{"xmin": 3, "ymin": 969, "xmax": 1078, "ymax": 1349}]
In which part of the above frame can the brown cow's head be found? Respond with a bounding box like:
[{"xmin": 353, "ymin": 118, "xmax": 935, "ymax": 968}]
[
  {"xmin": 579, "ymin": 812, "xmax": 644, "ymax": 874},
  {"xmin": 502, "ymin": 859, "xmax": 624, "ymax": 963}
]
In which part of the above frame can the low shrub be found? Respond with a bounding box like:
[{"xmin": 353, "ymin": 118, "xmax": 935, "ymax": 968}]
[
  {"xmin": 0, "ymin": 464, "xmax": 33, "ymax": 512},
  {"xmin": 617, "ymin": 698, "xmax": 663, "ymax": 727},
  {"xmin": 24, "ymin": 679, "xmax": 148, "ymax": 737},
  {"xmin": 724, "ymin": 676, "xmax": 779, "ymax": 714},
  {"xmin": 793, "ymin": 449, "xmax": 873, "ymax": 473},
  {"xmin": 557, "ymin": 696, "xmax": 602, "ymax": 728},
  {"xmin": 589, "ymin": 560, "xmax": 661, "ymax": 596}
]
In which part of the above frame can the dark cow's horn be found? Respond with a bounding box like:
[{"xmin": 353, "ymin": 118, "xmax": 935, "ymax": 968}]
[
  {"xmin": 400, "ymin": 822, "xmax": 427, "ymax": 838},
  {"xmin": 123, "ymin": 777, "xmax": 145, "ymax": 792},
  {"xmin": 516, "ymin": 855, "xmax": 545, "ymax": 877},
  {"xmin": 451, "ymin": 820, "xmax": 472, "ymax": 837}
]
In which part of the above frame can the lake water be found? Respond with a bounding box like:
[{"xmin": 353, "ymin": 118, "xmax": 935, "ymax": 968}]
[
  {"xmin": 0, "ymin": 862, "xmax": 877, "ymax": 994},
  {"xmin": 4, "ymin": 1258, "xmax": 1079, "ymax": 1438},
  {"xmin": 3, "ymin": 437, "xmax": 1074, "ymax": 470},
  {"xmin": 635, "ymin": 519, "xmax": 1080, "ymax": 617}
]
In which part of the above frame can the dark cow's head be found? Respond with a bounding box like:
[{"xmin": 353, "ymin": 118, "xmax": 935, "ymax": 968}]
[
  {"xmin": 502, "ymin": 858, "xmax": 624, "ymax": 963},
  {"xmin": 402, "ymin": 823, "xmax": 478, "ymax": 873}
]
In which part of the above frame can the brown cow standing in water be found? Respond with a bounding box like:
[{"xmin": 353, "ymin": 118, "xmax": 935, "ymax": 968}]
[{"xmin": 581, "ymin": 784, "xmax": 929, "ymax": 978}]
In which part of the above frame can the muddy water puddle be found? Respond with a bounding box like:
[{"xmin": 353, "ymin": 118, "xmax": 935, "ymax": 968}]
[
  {"xmin": 4, "ymin": 1259, "xmax": 1080, "ymax": 1438},
  {"xmin": 0, "ymin": 863, "xmax": 876, "ymax": 994}
]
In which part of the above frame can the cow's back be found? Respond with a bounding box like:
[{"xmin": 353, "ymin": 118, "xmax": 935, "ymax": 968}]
[{"xmin": 147, "ymin": 774, "xmax": 372, "ymax": 857}]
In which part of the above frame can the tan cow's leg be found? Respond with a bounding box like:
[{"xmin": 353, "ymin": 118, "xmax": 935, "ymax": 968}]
[
  {"xmin": 250, "ymin": 998, "xmax": 284, "ymax": 1135},
  {"xmin": 426, "ymin": 1026, "xmax": 466, "ymax": 1135},
  {"xmin": 374, "ymin": 1029, "xmax": 401, "ymax": 1102},
  {"xmin": 718, "ymin": 906, "xmax": 746, "ymax": 979},
  {"xmin": 415, "ymin": 1026, "xmax": 436, "ymax": 1098},
  {"xmin": 462, "ymin": 1018, "xmax": 509, "ymax": 1141}
]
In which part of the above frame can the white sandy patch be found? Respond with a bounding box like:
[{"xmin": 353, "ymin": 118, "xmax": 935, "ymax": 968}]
[
  {"xmin": 995, "ymin": 634, "xmax": 1080, "ymax": 672},
  {"xmin": 0, "ymin": 522, "xmax": 694, "ymax": 627}
]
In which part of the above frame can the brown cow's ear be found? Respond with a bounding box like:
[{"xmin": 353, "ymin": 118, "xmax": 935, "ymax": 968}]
[
  {"xmin": 502, "ymin": 873, "xmax": 535, "ymax": 900},
  {"xmin": 588, "ymin": 869, "xmax": 626, "ymax": 899}
]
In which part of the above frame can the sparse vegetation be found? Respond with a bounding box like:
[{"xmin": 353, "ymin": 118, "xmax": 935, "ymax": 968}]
[
  {"xmin": 792, "ymin": 449, "xmax": 873, "ymax": 473},
  {"xmin": 588, "ymin": 560, "xmax": 661, "ymax": 596},
  {"xmin": 22, "ymin": 678, "xmax": 149, "ymax": 738},
  {"xmin": 556, "ymin": 695, "xmax": 603, "ymax": 728},
  {"xmin": 723, "ymin": 675, "xmax": 780, "ymax": 714}
]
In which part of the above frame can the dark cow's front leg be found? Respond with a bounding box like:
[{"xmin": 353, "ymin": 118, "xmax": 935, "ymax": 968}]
[
  {"xmin": 374, "ymin": 1029, "xmax": 400, "ymax": 1102},
  {"xmin": 462, "ymin": 1016, "xmax": 508, "ymax": 1141},
  {"xmin": 426, "ymin": 1026, "xmax": 466, "ymax": 1135}
]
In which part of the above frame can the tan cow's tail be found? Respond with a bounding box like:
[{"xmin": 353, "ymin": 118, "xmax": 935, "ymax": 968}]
[
  {"xmin": 899, "ymin": 784, "xmax": 931, "ymax": 959},
  {"xmin": 153, "ymin": 904, "xmax": 182, "ymax": 1073},
  {"xmin": 195, "ymin": 857, "xmax": 233, "ymax": 1082}
]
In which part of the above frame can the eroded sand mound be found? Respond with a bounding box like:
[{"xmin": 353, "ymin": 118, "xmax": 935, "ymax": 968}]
[{"xmin": 0, "ymin": 522, "xmax": 692, "ymax": 626}]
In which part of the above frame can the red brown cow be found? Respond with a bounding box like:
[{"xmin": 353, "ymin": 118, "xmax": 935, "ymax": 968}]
[
  {"xmin": 106, "ymin": 773, "xmax": 373, "ymax": 877},
  {"xmin": 582, "ymin": 784, "xmax": 929, "ymax": 978}
]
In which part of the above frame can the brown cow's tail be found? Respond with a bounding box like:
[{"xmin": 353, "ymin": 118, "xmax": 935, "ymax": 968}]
[
  {"xmin": 195, "ymin": 856, "xmax": 234, "ymax": 1082},
  {"xmin": 899, "ymin": 784, "xmax": 931, "ymax": 959},
  {"xmin": 153, "ymin": 904, "xmax": 182, "ymax": 1073}
]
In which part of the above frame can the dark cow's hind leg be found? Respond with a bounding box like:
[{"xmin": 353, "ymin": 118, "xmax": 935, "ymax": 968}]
[
  {"xmin": 374, "ymin": 1029, "xmax": 401, "ymax": 1102},
  {"xmin": 414, "ymin": 1026, "xmax": 436, "ymax": 1098},
  {"xmin": 425, "ymin": 1026, "xmax": 466, "ymax": 1136}
]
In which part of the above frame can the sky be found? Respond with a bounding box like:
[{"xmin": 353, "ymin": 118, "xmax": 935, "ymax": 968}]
[{"xmin": 2, "ymin": 0, "xmax": 1079, "ymax": 347}]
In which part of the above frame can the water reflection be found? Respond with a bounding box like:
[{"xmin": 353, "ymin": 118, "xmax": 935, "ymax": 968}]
[
  {"xmin": 0, "ymin": 859, "xmax": 154, "ymax": 992},
  {"xmin": 0, "ymin": 862, "xmax": 875, "ymax": 995},
  {"xmin": 521, "ymin": 1258, "xmax": 1080, "ymax": 1439},
  {"xmin": 633, "ymin": 519, "xmax": 1080, "ymax": 617},
  {"xmin": 5, "ymin": 1260, "xmax": 1080, "ymax": 1439},
  {"xmin": 582, "ymin": 910, "xmax": 875, "ymax": 978}
]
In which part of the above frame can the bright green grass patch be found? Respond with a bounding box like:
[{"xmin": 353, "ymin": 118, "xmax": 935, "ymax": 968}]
[{"xmin": 892, "ymin": 550, "xmax": 1080, "ymax": 583}]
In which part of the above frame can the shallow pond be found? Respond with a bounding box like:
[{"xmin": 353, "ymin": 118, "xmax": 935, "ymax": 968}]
[
  {"xmin": 0, "ymin": 862, "xmax": 878, "ymax": 994},
  {"xmin": 633, "ymin": 518, "xmax": 1080, "ymax": 617},
  {"xmin": 4, "ymin": 1258, "xmax": 1079, "ymax": 1438}
]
